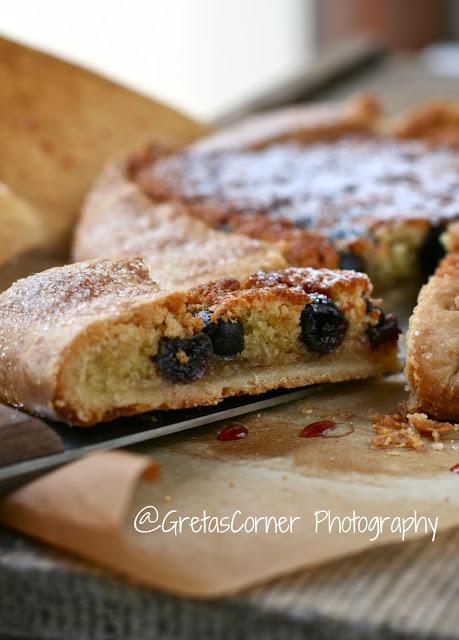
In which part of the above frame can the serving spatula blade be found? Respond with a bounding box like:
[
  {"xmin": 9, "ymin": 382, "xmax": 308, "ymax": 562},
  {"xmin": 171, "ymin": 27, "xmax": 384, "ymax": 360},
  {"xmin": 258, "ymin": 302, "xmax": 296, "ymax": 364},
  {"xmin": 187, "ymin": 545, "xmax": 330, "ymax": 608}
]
[{"xmin": 0, "ymin": 384, "xmax": 329, "ymax": 492}]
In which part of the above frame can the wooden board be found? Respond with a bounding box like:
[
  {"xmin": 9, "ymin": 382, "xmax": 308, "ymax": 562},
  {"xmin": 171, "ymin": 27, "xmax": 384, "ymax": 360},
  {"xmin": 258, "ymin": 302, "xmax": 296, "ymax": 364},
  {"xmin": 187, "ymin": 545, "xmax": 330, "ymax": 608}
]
[{"xmin": 0, "ymin": 36, "xmax": 208, "ymax": 255}]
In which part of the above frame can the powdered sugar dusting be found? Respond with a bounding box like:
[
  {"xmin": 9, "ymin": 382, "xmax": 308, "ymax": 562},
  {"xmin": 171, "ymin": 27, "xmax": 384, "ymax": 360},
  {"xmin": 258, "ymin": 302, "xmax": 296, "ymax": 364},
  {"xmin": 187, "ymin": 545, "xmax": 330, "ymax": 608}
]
[
  {"xmin": 0, "ymin": 257, "xmax": 161, "ymax": 326},
  {"xmin": 74, "ymin": 162, "xmax": 284, "ymax": 290},
  {"xmin": 143, "ymin": 135, "xmax": 459, "ymax": 238},
  {"xmin": 0, "ymin": 257, "xmax": 168, "ymax": 412},
  {"xmin": 245, "ymin": 266, "xmax": 370, "ymax": 296}
]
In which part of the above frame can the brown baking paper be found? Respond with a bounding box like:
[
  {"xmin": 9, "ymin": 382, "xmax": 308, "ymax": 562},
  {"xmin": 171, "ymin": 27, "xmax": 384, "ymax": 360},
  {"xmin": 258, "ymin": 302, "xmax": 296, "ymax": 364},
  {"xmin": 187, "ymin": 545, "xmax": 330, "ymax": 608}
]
[{"xmin": 1, "ymin": 374, "xmax": 459, "ymax": 598}]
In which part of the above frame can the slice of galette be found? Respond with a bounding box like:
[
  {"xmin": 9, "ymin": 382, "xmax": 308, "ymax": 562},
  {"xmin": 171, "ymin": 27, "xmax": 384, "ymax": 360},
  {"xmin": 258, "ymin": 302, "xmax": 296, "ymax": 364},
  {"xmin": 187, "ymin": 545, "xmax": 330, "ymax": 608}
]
[{"xmin": 0, "ymin": 259, "xmax": 400, "ymax": 426}]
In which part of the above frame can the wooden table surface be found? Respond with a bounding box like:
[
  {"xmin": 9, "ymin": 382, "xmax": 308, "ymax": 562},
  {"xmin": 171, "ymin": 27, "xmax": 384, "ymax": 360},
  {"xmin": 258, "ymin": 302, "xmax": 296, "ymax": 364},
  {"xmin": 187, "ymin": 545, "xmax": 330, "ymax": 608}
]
[{"xmin": 2, "ymin": 50, "xmax": 459, "ymax": 640}]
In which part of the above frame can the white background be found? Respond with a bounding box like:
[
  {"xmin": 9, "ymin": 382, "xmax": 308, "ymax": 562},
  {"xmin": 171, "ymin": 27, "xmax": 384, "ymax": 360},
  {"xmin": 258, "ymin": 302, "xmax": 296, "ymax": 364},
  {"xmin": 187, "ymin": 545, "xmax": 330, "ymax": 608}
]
[{"xmin": 1, "ymin": 0, "xmax": 314, "ymax": 121}]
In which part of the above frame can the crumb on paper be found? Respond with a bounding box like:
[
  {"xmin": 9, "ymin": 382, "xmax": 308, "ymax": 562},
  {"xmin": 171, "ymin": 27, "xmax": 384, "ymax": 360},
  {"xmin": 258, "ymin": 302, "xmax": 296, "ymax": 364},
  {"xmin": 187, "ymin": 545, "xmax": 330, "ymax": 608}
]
[
  {"xmin": 408, "ymin": 412, "xmax": 459, "ymax": 439},
  {"xmin": 371, "ymin": 406, "xmax": 424, "ymax": 450},
  {"xmin": 300, "ymin": 404, "xmax": 314, "ymax": 414},
  {"xmin": 163, "ymin": 495, "xmax": 172, "ymax": 502},
  {"xmin": 228, "ymin": 481, "xmax": 235, "ymax": 488},
  {"xmin": 372, "ymin": 407, "xmax": 459, "ymax": 451}
]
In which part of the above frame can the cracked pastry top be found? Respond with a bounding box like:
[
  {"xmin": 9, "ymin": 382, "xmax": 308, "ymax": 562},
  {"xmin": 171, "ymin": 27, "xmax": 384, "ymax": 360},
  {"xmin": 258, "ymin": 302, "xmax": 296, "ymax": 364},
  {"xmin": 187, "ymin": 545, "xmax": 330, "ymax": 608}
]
[
  {"xmin": 406, "ymin": 254, "xmax": 459, "ymax": 422},
  {"xmin": 0, "ymin": 258, "xmax": 400, "ymax": 426},
  {"xmin": 130, "ymin": 96, "xmax": 459, "ymax": 289}
]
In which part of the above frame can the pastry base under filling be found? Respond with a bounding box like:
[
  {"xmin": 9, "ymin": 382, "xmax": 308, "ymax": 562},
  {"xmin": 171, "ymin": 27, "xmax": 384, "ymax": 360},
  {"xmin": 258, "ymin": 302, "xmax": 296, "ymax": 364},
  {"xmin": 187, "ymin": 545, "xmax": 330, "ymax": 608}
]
[
  {"xmin": 68, "ymin": 348, "xmax": 397, "ymax": 425},
  {"xmin": 59, "ymin": 267, "xmax": 400, "ymax": 425}
]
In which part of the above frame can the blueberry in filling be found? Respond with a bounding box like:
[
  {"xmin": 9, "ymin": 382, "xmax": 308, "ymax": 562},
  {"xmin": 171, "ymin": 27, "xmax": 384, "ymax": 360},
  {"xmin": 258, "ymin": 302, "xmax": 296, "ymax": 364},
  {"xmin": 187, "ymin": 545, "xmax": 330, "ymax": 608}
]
[
  {"xmin": 206, "ymin": 320, "xmax": 244, "ymax": 356},
  {"xmin": 367, "ymin": 310, "xmax": 400, "ymax": 348},
  {"xmin": 300, "ymin": 295, "xmax": 348, "ymax": 353},
  {"xmin": 216, "ymin": 223, "xmax": 233, "ymax": 233},
  {"xmin": 195, "ymin": 309, "xmax": 244, "ymax": 357},
  {"xmin": 338, "ymin": 251, "xmax": 366, "ymax": 273},
  {"xmin": 419, "ymin": 224, "xmax": 446, "ymax": 278},
  {"xmin": 154, "ymin": 333, "xmax": 213, "ymax": 382},
  {"xmin": 293, "ymin": 215, "xmax": 313, "ymax": 228},
  {"xmin": 365, "ymin": 298, "xmax": 374, "ymax": 314}
]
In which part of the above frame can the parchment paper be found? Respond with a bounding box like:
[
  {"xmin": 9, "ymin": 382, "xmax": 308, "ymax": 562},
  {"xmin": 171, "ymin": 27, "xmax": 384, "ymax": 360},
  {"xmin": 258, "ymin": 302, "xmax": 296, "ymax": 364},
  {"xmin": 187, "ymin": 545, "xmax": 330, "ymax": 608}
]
[{"xmin": 1, "ymin": 374, "xmax": 458, "ymax": 598}]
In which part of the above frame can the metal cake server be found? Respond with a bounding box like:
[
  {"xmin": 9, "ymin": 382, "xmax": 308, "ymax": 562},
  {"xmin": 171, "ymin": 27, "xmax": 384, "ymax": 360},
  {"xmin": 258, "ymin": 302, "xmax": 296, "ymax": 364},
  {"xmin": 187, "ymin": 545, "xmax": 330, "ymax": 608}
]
[{"xmin": 0, "ymin": 384, "xmax": 328, "ymax": 492}]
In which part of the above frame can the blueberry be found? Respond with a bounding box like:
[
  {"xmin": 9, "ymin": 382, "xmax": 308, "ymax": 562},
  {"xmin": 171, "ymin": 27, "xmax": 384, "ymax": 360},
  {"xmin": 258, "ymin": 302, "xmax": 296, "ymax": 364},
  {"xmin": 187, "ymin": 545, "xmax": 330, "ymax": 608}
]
[
  {"xmin": 216, "ymin": 223, "xmax": 232, "ymax": 233},
  {"xmin": 365, "ymin": 298, "xmax": 374, "ymax": 314},
  {"xmin": 367, "ymin": 310, "xmax": 400, "ymax": 348},
  {"xmin": 293, "ymin": 215, "xmax": 313, "ymax": 228},
  {"xmin": 419, "ymin": 224, "xmax": 446, "ymax": 278},
  {"xmin": 338, "ymin": 251, "xmax": 366, "ymax": 272},
  {"xmin": 205, "ymin": 320, "xmax": 244, "ymax": 356},
  {"xmin": 154, "ymin": 334, "xmax": 213, "ymax": 382},
  {"xmin": 195, "ymin": 310, "xmax": 244, "ymax": 357},
  {"xmin": 300, "ymin": 295, "xmax": 348, "ymax": 353},
  {"xmin": 328, "ymin": 224, "xmax": 365, "ymax": 241}
]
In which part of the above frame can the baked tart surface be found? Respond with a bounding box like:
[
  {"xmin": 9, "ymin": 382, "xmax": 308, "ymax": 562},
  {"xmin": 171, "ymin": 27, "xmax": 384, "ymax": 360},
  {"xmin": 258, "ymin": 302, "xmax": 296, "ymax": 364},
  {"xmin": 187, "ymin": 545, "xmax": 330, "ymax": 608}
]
[
  {"xmin": 129, "ymin": 97, "xmax": 459, "ymax": 289},
  {"xmin": 0, "ymin": 259, "xmax": 399, "ymax": 425},
  {"xmin": 73, "ymin": 158, "xmax": 286, "ymax": 291},
  {"xmin": 73, "ymin": 96, "xmax": 385, "ymax": 281}
]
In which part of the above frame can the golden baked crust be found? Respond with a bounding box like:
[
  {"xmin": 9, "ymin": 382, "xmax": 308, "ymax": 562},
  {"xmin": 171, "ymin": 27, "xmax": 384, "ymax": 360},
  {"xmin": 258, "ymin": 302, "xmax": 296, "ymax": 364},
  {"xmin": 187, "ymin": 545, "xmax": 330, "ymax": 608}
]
[
  {"xmin": 186, "ymin": 267, "xmax": 373, "ymax": 317},
  {"xmin": 243, "ymin": 266, "xmax": 371, "ymax": 295},
  {"xmin": 443, "ymin": 220, "xmax": 459, "ymax": 253},
  {"xmin": 73, "ymin": 96, "xmax": 383, "ymax": 278},
  {"xmin": 141, "ymin": 135, "xmax": 459, "ymax": 235},
  {"xmin": 406, "ymin": 254, "xmax": 459, "ymax": 421},
  {"xmin": 188, "ymin": 266, "xmax": 370, "ymax": 303},
  {"xmin": 130, "ymin": 96, "xmax": 380, "ymax": 274},
  {"xmin": 191, "ymin": 94, "xmax": 381, "ymax": 151},
  {"xmin": 391, "ymin": 99, "xmax": 459, "ymax": 146},
  {"xmin": 0, "ymin": 260, "xmax": 400, "ymax": 426},
  {"xmin": 200, "ymin": 214, "xmax": 338, "ymax": 270},
  {"xmin": 131, "ymin": 96, "xmax": 459, "ymax": 289},
  {"xmin": 73, "ymin": 158, "xmax": 286, "ymax": 290},
  {"xmin": 0, "ymin": 257, "xmax": 198, "ymax": 424}
]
